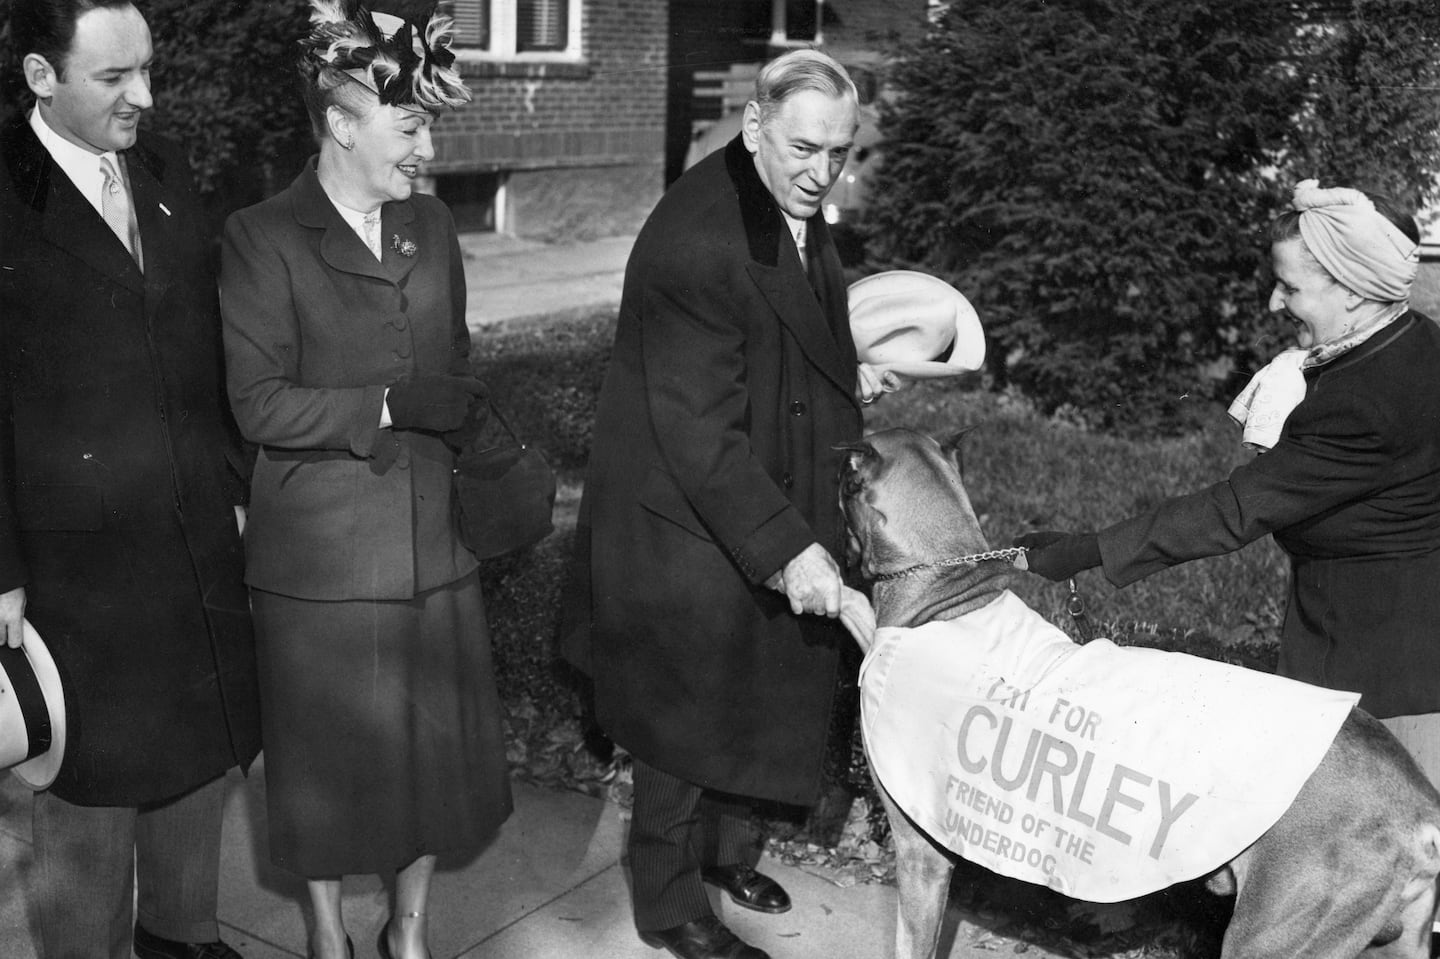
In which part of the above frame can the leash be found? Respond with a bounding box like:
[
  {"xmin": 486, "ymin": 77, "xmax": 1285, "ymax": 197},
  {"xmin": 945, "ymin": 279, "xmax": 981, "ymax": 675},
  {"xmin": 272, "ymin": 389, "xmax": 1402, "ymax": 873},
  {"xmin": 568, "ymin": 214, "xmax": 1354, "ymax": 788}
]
[
  {"xmin": 1067, "ymin": 577, "xmax": 1097, "ymax": 644},
  {"xmin": 870, "ymin": 546, "xmax": 1028, "ymax": 582},
  {"xmin": 870, "ymin": 548, "xmax": 1100, "ymax": 646}
]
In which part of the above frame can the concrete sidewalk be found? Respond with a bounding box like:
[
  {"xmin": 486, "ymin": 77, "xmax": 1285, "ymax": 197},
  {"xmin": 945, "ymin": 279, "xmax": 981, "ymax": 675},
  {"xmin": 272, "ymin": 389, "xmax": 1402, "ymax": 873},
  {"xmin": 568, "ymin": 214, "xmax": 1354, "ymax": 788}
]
[
  {"xmin": 460, "ymin": 232, "xmax": 632, "ymax": 334},
  {"xmin": 0, "ymin": 765, "xmax": 1065, "ymax": 959}
]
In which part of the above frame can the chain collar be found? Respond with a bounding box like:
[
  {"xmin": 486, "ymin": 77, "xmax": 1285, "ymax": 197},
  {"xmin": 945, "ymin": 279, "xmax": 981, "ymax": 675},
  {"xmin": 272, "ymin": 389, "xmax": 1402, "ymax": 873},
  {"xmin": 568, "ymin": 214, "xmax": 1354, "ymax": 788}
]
[{"xmin": 870, "ymin": 546, "xmax": 1028, "ymax": 582}]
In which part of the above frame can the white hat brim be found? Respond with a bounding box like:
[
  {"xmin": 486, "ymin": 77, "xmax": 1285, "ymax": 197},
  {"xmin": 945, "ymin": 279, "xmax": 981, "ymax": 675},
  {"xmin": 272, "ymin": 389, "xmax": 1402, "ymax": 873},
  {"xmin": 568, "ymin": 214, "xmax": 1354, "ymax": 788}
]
[
  {"xmin": 11, "ymin": 620, "xmax": 66, "ymax": 791},
  {"xmin": 847, "ymin": 270, "xmax": 985, "ymax": 378}
]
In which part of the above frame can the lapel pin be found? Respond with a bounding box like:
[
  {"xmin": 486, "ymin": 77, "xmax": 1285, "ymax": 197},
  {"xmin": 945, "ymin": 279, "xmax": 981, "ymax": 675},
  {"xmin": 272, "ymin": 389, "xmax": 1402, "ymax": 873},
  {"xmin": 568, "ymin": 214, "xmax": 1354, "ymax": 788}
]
[{"xmin": 158, "ymin": 202, "xmax": 172, "ymax": 217}]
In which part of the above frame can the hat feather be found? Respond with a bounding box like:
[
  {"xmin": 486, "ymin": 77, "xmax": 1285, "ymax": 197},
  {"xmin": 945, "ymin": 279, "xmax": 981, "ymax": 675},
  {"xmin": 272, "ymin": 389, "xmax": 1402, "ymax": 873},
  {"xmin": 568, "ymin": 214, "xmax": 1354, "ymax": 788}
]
[
  {"xmin": 308, "ymin": 0, "xmax": 352, "ymax": 26},
  {"xmin": 415, "ymin": 11, "xmax": 470, "ymax": 108},
  {"xmin": 301, "ymin": 0, "xmax": 470, "ymax": 110}
]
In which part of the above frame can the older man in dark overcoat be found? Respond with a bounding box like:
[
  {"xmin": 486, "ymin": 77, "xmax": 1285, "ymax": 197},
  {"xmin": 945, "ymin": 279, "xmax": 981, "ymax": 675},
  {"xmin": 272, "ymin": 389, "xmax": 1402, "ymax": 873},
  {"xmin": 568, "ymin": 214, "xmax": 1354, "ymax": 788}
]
[
  {"xmin": 0, "ymin": 2, "xmax": 259, "ymax": 957},
  {"xmin": 563, "ymin": 50, "xmax": 873, "ymax": 959}
]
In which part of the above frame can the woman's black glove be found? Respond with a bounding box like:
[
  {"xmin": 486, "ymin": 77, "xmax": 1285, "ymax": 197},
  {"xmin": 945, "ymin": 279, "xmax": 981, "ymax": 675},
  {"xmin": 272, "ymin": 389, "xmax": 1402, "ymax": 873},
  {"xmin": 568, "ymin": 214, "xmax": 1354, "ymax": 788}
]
[
  {"xmin": 442, "ymin": 397, "xmax": 492, "ymax": 452},
  {"xmin": 387, "ymin": 374, "xmax": 485, "ymax": 432},
  {"xmin": 1013, "ymin": 530, "xmax": 1102, "ymax": 582}
]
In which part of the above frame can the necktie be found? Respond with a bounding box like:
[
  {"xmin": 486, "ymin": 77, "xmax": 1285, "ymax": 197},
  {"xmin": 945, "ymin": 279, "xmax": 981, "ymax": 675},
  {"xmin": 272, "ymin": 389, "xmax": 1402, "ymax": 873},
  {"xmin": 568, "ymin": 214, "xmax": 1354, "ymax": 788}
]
[
  {"xmin": 99, "ymin": 156, "xmax": 139, "ymax": 266},
  {"xmin": 362, "ymin": 211, "xmax": 382, "ymax": 260},
  {"xmin": 794, "ymin": 220, "xmax": 808, "ymax": 274}
]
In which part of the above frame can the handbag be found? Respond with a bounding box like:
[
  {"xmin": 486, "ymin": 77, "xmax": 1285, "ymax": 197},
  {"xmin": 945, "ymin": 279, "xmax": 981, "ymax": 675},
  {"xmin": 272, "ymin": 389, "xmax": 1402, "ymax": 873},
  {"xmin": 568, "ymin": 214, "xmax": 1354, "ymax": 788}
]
[{"xmin": 453, "ymin": 400, "xmax": 556, "ymax": 559}]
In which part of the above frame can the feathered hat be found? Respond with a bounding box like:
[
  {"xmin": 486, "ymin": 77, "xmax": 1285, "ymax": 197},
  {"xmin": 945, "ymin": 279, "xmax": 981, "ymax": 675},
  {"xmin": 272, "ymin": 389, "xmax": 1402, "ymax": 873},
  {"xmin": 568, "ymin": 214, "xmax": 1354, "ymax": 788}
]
[{"xmin": 301, "ymin": 0, "xmax": 471, "ymax": 111}]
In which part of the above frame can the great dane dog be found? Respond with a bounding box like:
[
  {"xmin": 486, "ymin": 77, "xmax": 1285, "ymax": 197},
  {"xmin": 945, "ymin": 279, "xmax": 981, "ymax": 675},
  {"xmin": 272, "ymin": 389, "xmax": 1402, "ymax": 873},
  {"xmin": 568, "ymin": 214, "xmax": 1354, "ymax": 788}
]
[{"xmin": 838, "ymin": 427, "xmax": 1440, "ymax": 959}]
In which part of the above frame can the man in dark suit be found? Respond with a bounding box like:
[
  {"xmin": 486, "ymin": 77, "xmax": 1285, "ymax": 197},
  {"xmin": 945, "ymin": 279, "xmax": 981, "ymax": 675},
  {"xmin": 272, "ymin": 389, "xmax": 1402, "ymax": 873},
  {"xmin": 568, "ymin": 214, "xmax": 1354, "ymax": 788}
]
[
  {"xmin": 0, "ymin": 2, "xmax": 260, "ymax": 957},
  {"xmin": 563, "ymin": 50, "xmax": 871, "ymax": 959}
]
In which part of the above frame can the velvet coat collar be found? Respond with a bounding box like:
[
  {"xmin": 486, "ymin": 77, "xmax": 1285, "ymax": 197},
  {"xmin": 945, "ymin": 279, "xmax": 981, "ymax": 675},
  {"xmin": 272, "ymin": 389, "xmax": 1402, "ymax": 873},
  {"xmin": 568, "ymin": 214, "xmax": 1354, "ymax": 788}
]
[{"xmin": 723, "ymin": 135, "xmax": 858, "ymax": 403}]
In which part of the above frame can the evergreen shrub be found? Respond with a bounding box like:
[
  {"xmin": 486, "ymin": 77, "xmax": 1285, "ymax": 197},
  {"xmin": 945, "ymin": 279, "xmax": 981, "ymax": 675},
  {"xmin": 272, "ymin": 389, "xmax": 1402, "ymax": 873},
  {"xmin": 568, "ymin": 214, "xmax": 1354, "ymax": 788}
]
[{"xmin": 863, "ymin": 0, "xmax": 1440, "ymax": 433}]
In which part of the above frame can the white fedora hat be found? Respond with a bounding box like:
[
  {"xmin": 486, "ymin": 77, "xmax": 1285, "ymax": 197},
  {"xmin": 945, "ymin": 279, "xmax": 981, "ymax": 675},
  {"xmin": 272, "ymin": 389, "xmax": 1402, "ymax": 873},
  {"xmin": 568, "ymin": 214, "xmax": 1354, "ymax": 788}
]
[
  {"xmin": 1, "ymin": 620, "xmax": 66, "ymax": 790},
  {"xmin": 847, "ymin": 270, "xmax": 985, "ymax": 378}
]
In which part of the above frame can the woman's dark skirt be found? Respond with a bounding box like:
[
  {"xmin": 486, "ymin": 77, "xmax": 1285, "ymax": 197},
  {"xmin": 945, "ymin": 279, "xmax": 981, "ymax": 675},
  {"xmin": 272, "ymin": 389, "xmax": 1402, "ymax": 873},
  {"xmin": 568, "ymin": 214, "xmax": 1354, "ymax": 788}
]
[{"xmin": 252, "ymin": 571, "xmax": 512, "ymax": 877}]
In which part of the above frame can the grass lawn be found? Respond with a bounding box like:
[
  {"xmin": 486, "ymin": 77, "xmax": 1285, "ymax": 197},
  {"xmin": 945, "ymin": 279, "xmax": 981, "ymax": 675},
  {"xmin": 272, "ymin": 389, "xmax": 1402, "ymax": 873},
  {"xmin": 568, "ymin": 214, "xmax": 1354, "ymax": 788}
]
[{"xmin": 860, "ymin": 382, "xmax": 1288, "ymax": 651}]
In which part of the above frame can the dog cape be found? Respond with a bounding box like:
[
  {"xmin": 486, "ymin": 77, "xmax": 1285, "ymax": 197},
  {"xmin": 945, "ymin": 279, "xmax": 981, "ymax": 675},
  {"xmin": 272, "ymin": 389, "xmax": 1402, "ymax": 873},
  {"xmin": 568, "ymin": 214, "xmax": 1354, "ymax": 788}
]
[{"xmin": 860, "ymin": 590, "xmax": 1359, "ymax": 902}]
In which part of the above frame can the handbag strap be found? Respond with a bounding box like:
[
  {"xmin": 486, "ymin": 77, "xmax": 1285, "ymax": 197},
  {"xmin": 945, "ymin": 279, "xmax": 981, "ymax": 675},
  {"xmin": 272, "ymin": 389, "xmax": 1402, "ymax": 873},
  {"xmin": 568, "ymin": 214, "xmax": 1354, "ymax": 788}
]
[{"xmin": 485, "ymin": 399, "xmax": 522, "ymax": 444}]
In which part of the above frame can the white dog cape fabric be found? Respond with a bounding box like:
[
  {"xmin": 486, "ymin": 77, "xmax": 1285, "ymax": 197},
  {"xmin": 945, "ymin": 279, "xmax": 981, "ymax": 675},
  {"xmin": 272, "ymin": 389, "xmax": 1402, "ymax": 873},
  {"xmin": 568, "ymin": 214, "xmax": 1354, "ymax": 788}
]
[{"xmin": 860, "ymin": 590, "xmax": 1358, "ymax": 902}]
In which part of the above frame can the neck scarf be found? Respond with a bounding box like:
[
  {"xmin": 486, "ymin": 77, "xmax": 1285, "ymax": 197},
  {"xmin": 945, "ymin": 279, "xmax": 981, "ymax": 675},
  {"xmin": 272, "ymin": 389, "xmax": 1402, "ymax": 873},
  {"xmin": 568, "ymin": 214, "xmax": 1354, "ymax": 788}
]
[{"xmin": 1228, "ymin": 304, "xmax": 1408, "ymax": 451}]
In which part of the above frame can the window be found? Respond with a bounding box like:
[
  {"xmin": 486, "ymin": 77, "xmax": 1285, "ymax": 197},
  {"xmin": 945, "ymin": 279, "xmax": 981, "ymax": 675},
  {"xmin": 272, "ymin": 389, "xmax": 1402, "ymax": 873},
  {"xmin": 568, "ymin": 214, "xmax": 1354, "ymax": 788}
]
[
  {"xmin": 517, "ymin": 0, "xmax": 567, "ymax": 52},
  {"xmin": 443, "ymin": 0, "xmax": 581, "ymax": 59},
  {"xmin": 449, "ymin": 0, "xmax": 489, "ymax": 48},
  {"xmin": 435, "ymin": 172, "xmax": 502, "ymax": 233}
]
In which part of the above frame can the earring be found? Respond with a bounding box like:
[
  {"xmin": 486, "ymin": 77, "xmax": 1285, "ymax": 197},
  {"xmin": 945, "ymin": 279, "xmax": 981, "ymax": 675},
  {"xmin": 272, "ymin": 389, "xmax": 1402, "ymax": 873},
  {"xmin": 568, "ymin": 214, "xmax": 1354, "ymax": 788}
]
[{"xmin": 344, "ymin": 137, "xmax": 355, "ymax": 150}]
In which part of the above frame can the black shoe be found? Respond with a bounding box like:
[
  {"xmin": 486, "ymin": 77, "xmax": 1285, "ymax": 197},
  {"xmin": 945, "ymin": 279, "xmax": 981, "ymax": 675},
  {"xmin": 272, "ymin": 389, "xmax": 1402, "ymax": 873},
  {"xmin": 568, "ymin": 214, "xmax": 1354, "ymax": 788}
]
[
  {"xmin": 133, "ymin": 924, "xmax": 243, "ymax": 959},
  {"xmin": 640, "ymin": 916, "xmax": 771, "ymax": 959},
  {"xmin": 701, "ymin": 864, "xmax": 792, "ymax": 914}
]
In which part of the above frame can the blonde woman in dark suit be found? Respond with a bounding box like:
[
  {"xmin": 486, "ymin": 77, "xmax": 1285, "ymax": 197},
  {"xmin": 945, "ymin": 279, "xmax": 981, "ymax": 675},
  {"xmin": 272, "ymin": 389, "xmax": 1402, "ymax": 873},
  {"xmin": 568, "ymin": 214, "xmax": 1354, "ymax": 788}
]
[{"xmin": 219, "ymin": 3, "xmax": 510, "ymax": 958}]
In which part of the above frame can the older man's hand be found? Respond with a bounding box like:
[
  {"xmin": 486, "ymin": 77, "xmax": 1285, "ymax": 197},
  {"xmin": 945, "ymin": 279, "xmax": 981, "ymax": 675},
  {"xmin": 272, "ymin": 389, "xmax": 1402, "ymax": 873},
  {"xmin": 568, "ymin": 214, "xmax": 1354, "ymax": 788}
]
[
  {"xmin": 0, "ymin": 587, "xmax": 26, "ymax": 649},
  {"xmin": 769, "ymin": 542, "xmax": 844, "ymax": 618},
  {"xmin": 856, "ymin": 363, "xmax": 905, "ymax": 405}
]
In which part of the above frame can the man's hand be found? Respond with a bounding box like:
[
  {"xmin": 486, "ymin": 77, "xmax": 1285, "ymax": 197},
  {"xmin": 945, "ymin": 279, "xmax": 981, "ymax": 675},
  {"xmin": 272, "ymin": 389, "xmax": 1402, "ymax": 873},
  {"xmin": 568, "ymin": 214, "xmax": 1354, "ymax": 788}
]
[
  {"xmin": 0, "ymin": 587, "xmax": 26, "ymax": 649},
  {"xmin": 769, "ymin": 542, "xmax": 844, "ymax": 618},
  {"xmin": 857, "ymin": 363, "xmax": 904, "ymax": 406}
]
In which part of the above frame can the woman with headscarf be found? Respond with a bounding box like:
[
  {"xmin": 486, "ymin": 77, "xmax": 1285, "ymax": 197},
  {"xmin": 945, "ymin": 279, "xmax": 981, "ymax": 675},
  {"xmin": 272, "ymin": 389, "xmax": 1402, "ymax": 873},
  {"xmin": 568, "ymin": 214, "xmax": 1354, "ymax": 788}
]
[
  {"xmin": 1017, "ymin": 180, "xmax": 1440, "ymax": 784},
  {"xmin": 219, "ymin": 3, "xmax": 512, "ymax": 957}
]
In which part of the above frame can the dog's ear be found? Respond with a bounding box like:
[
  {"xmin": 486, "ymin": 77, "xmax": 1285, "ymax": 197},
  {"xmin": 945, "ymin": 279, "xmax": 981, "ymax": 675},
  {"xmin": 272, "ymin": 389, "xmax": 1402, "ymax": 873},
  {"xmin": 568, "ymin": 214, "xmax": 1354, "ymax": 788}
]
[{"xmin": 938, "ymin": 425, "xmax": 981, "ymax": 474}]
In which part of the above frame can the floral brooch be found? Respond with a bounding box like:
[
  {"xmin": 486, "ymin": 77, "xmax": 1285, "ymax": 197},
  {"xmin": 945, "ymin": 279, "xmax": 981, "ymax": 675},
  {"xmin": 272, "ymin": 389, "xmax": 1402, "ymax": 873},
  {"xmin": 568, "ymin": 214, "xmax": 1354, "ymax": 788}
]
[{"xmin": 391, "ymin": 234, "xmax": 417, "ymax": 257}]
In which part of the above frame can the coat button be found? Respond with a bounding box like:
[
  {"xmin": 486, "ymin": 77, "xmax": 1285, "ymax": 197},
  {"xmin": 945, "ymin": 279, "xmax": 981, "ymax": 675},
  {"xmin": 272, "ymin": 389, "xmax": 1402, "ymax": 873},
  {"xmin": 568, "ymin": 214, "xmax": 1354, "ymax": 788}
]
[
  {"xmin": 791, "ymin": 400, "xmax": 807, "ymax": 416},
  {"xmin": 389, "ymin": 314, "xmax": 408, "ymax": 331},
  {"xmin": 782, "ymin": 472, "xmax": 794, "ymax": 488}
]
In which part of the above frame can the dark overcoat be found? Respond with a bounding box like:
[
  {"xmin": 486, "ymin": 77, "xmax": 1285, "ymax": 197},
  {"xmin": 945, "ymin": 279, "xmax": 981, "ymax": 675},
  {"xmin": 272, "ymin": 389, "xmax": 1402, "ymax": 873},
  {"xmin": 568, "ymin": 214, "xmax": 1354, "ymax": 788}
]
[
  {"xmin": 562, "ymin": 137, "xmax": 865, "ymax": 805},
  {"xmin": 0, "ymin": 116, "xmax": 260, "ymax": 805},
  {"xmin": 220, "ymin": 160, "xmax": 477, "ymax": 600},
  {"xmin": 1100, "ymin": 312, "xmax": 1440, "ymax": 718}
]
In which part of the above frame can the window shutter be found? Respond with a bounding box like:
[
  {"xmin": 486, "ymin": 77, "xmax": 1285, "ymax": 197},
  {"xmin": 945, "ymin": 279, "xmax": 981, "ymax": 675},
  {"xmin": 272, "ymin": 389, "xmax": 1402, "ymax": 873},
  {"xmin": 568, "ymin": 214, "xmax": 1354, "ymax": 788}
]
[
  {"xmin": 444, "ymin": 0, "xmax": 490, "ymax": 48},
  {"xmin": 517, "ymin": 0, "xmax": 567, "ymax": 52}
]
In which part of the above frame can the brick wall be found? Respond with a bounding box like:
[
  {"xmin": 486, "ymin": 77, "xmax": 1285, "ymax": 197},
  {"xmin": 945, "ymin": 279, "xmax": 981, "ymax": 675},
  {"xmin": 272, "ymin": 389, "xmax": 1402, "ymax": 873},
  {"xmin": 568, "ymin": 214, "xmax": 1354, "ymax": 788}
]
[{"xmin": 430, "ymin": 0, "xmax": 669, "ymax": 176}]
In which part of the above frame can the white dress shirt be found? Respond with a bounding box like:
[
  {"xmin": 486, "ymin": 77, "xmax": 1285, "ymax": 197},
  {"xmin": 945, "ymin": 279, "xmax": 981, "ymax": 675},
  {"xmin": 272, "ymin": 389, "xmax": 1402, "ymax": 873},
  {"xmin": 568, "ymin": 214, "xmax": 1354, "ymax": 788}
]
[
  {"xmin": 323, "ymin": 191, "xmax": 385, "ymax": 261},
  {"xmin": 28, "ymin": 107, "xmax": 121, "ymax": 219},
  {"xmin": 782, "ymin": 210, "xmax": 808, "ymax": 269}
]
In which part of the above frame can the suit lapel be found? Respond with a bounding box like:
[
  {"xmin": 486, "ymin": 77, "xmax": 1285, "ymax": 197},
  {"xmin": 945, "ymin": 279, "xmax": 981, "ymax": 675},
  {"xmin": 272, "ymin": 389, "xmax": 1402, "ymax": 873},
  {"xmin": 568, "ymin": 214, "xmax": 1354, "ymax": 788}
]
[
  {"xmin": 126, "ymin": 142, "xmax": 176, "ymax": 297},
  {"xmin": 3, "ymin": 117, "xmax": 144, "ymax": 296},
  {"xmin": 746, "ymin": 258, "xmax": 855, "ymax": 394},
  {"xmin": 725, "ymin": 137, "xmax": 858, "ymax": 404},
  {"xmin": 291, "ymin": 159, "xmax": 418, "ymax": 285}
]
